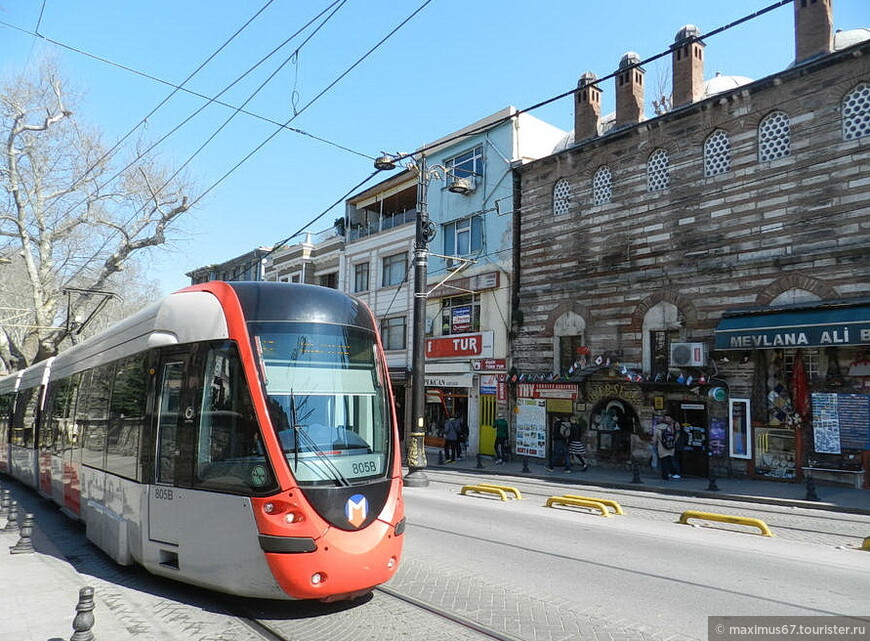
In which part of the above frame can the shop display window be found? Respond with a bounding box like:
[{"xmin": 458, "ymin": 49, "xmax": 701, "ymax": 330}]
[{"xmin": 753, "ymin": 427, "xmax": 796, "ymax": 479}]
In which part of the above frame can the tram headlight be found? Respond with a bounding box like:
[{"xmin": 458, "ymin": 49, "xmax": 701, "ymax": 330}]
[
  {"xmin": 263, "ymin": 502, "xmax": 275, "ymax": 514},
  {"xmin": 387, "ymin": 556, "xmax": 396, "ymax": 569},
  {"xmin": 311, "ymin": 572, "xmax": 324, "ymax": 585},
  {"xmin": 284, "ymin": 512, "xmax": 303, "ymax": 524}
]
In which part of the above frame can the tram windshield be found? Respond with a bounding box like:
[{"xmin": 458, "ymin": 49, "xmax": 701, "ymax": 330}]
[{"xmin": 249, "ymin": 321, "xmax": 391, "ymax": 485}]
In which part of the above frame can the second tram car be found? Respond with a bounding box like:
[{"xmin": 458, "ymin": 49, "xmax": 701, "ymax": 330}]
[{"xmin": 0, "ymin": 281, "xmax": 405, "ymax": 600}]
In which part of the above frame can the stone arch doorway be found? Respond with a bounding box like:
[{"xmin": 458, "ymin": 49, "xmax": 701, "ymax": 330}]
[{"xmin": 589, "ymin": 397, "xmax": 639, "ymax": 462}]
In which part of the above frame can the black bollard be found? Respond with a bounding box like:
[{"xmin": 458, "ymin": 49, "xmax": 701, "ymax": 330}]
[
  {"xmin": 476, "ymin": 453, "xmax": 483, "ymax": 469},
  {"xmin": 805, "ymin": 475, "xmax": 820, "ymax": 501},
  {"xmin": 3, "ymin": 500, "xmax": 18, "ymax": 532},
  {"xmin": 70, "ymin": 586, "xmax": 96, "ymax": 641},
  {"xmin": 10, "ymin": 513, "xmax": 35, "ymax": 554},
  {"xmin": 0, "ymin": 489, "xmax": 9, "ymax": 518},
  {"xmin": 438, "ymin": 450, "xmax": 444, "ymax": 465},
  {"xmin": 706, "ymin": 473, "xmax": 720, "ymax": 492},
  {"xmin": 631, "ymin": 462, "xmax": 643, "ymax": 484},
  {"xmin": 522, "ymin": 457, "xmax": 530, "ymax": 473}
]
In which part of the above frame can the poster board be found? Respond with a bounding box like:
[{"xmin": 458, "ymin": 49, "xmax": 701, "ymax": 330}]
[
  {"xmin": 515, "ymin": 398, "xmax": 546, "ymax": 458},
  {"xmin": 811, "ymin": 393, "xmax": 870, "ymax": 453},
  {"xmin": 729, "ymin": 398, "xmax": 751, "ymax": 459}
]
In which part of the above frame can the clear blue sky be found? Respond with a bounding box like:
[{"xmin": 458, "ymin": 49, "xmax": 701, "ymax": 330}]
[{"xmin": 1, "ymin": 1, "xmax": 866, "ymax": 295}]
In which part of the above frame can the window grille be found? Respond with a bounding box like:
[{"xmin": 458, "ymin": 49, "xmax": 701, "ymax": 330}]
[
  {"xmin": 758, "ymin": 111, "xmax": 791, "ymax": 162},
  {"xmin": 553, "ymin": 179, "xmax": 572, "ymax": 216},
  {"xmin": 647, "ymin": 149, "xmax": 670, "ymax": 192},
  {"xmin": 593, "ymin": 166, "xmax": 612, "ymax": 206},
  {"xmin": 704, "ymin": 129, "xmax": 731, "ymax": 177},
  {"xmin": 843, "ymin": 82, "xmax": 870, "ymax": 141}
]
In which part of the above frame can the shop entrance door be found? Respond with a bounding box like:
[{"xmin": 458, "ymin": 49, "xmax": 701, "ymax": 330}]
[
  {"xmin": 478, "ymin": 394, "xmax": 496, "ymax": 456},
  {"xmin": 670, "ymin": 402, "xmax": 709, "ymax": 477}
]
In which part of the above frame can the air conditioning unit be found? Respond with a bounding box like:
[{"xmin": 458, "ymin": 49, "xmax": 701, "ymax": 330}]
[
  {"xmin": 670, "ymin": 342, "xmax": 707, "ymax": 367},
  {"xmin": 447, "ymin": 176, "xmax": 475, "ymax": 195}
]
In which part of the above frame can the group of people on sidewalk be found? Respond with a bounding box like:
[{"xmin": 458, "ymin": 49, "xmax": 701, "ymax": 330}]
[
  {"xmin": 546, "ymin": 415, "xmax": 589, "ymax": 473},
  {"xmin": 442, "ymin": 414, "xmax": 467, "ymax": 463}
]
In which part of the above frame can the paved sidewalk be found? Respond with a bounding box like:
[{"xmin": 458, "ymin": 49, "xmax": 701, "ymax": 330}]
[
  {"xmin": 0, "ymin": 499, "xmax": 133, "ymax": 641},
  {"xmin": 421, "ymin": 446, "xmax": 870, "ymax": 515}
]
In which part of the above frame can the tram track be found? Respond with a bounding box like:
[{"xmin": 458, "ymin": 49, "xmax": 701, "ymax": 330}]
[{"xmin": 233, "ymin": 586, "xmax": 521, "ymax": 641}]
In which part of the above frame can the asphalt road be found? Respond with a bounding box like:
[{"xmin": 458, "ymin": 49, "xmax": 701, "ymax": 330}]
[{"xmin": 392, "ymin": 469, "xmax": 870, "ymax": 640}]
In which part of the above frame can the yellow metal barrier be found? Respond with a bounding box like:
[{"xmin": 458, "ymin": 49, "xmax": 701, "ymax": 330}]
[
  {"xmin": 861, "ymin": 536, "xmax": 870, "ymax": 551},
  {"xmin": 563, "ymin": 495, "xmax": 624, "ymax": 515},
  {"xmin": 476, "ymin": 483, "xmax": 523, "ymax": 500},
  {"xmin": 545, "ymin": 496, "xmax": 611, "ymax": 517},
  {"xmin": 678, "ymin": 510, "xmax": 774, "ymax": 537},
  {"xmin": 460, "ymin": 485, "xmax": 509, "ymax": 501}
]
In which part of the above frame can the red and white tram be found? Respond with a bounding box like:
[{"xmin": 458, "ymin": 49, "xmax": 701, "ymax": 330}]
[{"xmin": 0, "ymin": 281, "xmax": 405, "ymax": 600}]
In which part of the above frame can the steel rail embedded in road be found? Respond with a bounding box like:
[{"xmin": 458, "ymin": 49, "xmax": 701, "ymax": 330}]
[{"xmin": 376, "ymin": 584, "xmax": 526, "ymax": 641}]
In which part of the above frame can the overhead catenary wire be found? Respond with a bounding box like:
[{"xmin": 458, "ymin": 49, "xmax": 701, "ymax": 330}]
[
  {"xmin": 52, "ymin": 0, "xmax": 279, "ymax": 210},
  {"xmin": 70, "ymin": 1, "xmax": 351, "ymax": 278},
  {"xmin": 375, "ymin": 0, "xmax": 795, "ymax": 166}
]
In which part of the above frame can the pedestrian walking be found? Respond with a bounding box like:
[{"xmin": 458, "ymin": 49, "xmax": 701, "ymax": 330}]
[
  {"xmin": 443, "ymin": 414, "xmax": 462, "ymax": 463},
  {"xmin": 567, "ymin": 418, "xmax": 589, "ymax": 471},
  {"xmin": 547, "ymin": 415, "xmax": 572, "ymax": 473},
  {"xmin": 654, "ymin": 415, "xmax": 680, "ymax": 480},
  {"xmin": 493, "ymin": 414, "xmax": 509, "ymax": 464}
]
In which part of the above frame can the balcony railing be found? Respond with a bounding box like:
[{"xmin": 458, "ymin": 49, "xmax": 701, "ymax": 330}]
[{"xmin": 348, "ymin": 208, "xmax": 416, "ymax": 241}]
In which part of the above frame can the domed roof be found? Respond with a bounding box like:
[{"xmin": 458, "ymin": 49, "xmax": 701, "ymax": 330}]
[
  {"xmin": 834, "ymin": 28, "xmax": 870, "ymax": 50},
  {"xmin": 674, "ymin": 24, "xmax": 701, "ymax": 43},
  {"xmin": 704, "ymin": 72, "xmax": 753, "ymax": 98},
  {"xmin": 552, "ymin": 113, "xmax": 617, "ymax": 153},
  {"xmin": 619, "ymin": 52, "xmax": 642, "ymax": 70},
  {"xmin": 577, "ymin": 71, "xmax": 598, "ymax": 89}
]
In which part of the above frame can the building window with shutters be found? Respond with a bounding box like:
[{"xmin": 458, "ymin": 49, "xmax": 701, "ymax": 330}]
[
  {"xmin": 758, "ymin": 111, "xmax": 791, "ymax": 162},
  {"xmin": 647, "ymin": 149, "xmax": 670, "ymax": 192},
  {"xmin": 704, "ymin": 129, "xmax": 731, "ymax": 177},
  {"xmin": 842, "ymin": 82, "xmax": 870, "ymax": 141},
  {"xmin": 553, "ymin": 179, "xmax": 572, "ymax": 216},
  {"xmin": 592, "ymin": 166, "xmax": 612, "ymax": 206}
]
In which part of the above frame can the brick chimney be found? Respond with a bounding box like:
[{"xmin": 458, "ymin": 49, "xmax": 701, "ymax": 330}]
[
  {"xmin": 615, "ymin": 52, "xmax": 645, "ymax": 128},
  {"xmin": 574, "ymin": 71, "xmax": 602, "ymax": 143},
  {"xmin": 795, "ymin": 0, "xmax": 833, "ymax": 63},
  {"xmin": 671, "ymin": 25, "xmax": 705, "ymax": 108}
]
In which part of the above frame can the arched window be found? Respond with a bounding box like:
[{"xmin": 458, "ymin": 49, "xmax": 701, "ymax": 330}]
[
  {"xmin": 703, "ymin": 129, "xmax": 731, "ymax": 177},
  {"xmin": 553, "ymin": 311, "xmax": 586, "ymax": 376},
  {"xmin": 592, "ymin": 166, "xmax": 612, "ymax": 206},
  {"xmin": 758, "ymin": 111, "xmax": 791, "ymax": 162},
  {"xmin": 647, "ymin": 149, "xmax": 670, "ymax": 192},
  {"xmin": 552, "ymin": 178, "xmax": 572, "ymax": 216},
  {"xmin": 641, "ymin": 301, "xmax": 682, "ymax": 376},
  {"xmin": 842, "ymin": 82, "xmax": 870, "ymax": 141}
]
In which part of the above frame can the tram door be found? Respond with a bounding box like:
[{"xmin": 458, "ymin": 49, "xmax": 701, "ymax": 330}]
[{"xmin": 149, "ymin": 351, "xmax": 195, "ymax": 547}]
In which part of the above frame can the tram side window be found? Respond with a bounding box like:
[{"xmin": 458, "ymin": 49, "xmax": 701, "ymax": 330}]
[
  {"xmin": 0, "ymin": 392, "xmax": 13, "ymax": 446},
  {"xmin": 11, "ymin": 387, "xmax": 40, "ymax": 447},
  {"xmin": 106, "ymin": 354, "xmax": 146, "ymax": 480},
  {"xmin": 46, "ymin": 375, "xmax": 83, "ymax": 456},
  {"xmin": 196, "ymin": 342, "xmax": 276, "ymax": 495},
  {"xmin": 80, "ymin": 365, "xmax": 113, "ymax": 469}
]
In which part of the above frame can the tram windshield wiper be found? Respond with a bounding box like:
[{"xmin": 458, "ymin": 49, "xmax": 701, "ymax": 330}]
[{"xmin": 288, "ymin": 391, "xmax": 350, "ymax": 487}]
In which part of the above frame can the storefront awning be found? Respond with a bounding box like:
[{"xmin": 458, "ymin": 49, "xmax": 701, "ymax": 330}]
[{"xmin": 714, "ymin": 298, "xmax": 870, "ymax": 351}]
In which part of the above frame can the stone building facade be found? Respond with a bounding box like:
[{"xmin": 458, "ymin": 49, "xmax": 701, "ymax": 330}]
[{"xmin": 512, "ymin": 0, "xmax": 870, "ymax": 487}]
